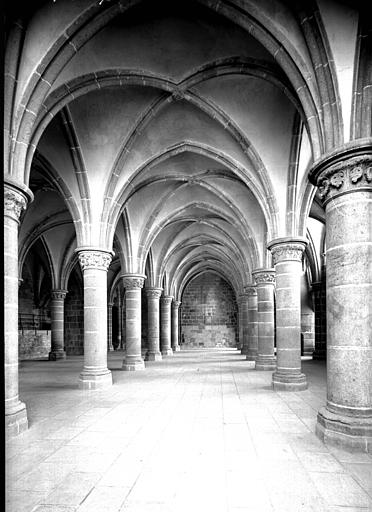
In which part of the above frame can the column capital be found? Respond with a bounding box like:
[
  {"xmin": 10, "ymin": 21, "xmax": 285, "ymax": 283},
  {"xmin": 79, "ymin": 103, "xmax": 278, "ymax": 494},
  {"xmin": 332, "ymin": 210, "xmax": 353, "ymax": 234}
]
[
  {"xmin": 267, "ymin": 237, "xmax": 307, "ymax": 265},
  {"xmin": 244, "ymin": 285, "xmax": 257, "ymax": 296},
  {"xmin": 122, "ymin": 274, "xmax": 146, "ymax": 289},
  {"xmin": 76, "ymin": 248, "xmax": 113, "ymax": 271},
  {"xmin": 108, "ymin": 302, "xmax": 114, "ymax": 307},
  {"xmin": 309, "ymin": 142, "xmax": 372, "ymax": 205},
  {"xmin": 161, "ymin": 295, "xmax": 173, "ymax": 306},
  {"xmin": 145, "ymin": 287, "xmax": 163, "ymax": 299},
  {"xmin": 51, "ymin": 289, "xmax": 68, "ymax": 300},
  {"xmin": 172, "ymin": 300, "xmax": 181, "ymax": 309},
  {"xmin": 4, "ymin": 185, "xmax": 28, "ymax": 222},
  {"xmin": 252, "ymin": 268, "xmax": 275, "ymax": 285}
]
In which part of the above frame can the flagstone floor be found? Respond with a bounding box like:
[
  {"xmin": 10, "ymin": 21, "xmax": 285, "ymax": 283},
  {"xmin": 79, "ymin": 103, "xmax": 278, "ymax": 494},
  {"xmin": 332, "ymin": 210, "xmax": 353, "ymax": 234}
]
[{"xmin": 6, "ymin": 348, "xmax": 372, "ymax": 512}]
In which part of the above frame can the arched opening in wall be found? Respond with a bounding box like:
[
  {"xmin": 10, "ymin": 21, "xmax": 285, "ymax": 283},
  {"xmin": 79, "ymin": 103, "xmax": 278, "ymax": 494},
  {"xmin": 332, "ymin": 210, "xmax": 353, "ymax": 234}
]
[
  {"xmin": 19, "ymin": 239, "xmax": 52, "ymax": 360},
  {"xmin": 181, "ymin": 271, "xmax": 238, "ymax": 348}
]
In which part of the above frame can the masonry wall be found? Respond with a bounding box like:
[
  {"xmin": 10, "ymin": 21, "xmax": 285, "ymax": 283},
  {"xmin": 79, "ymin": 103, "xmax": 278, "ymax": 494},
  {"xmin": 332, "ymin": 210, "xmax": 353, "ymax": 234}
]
[
  {"xmin": 64, "ymin": 274, "xmax": 84, "ymax": 355},
  {"xmin": 181, "ymin": 272, "xmax": 237, "ymax": 347}
]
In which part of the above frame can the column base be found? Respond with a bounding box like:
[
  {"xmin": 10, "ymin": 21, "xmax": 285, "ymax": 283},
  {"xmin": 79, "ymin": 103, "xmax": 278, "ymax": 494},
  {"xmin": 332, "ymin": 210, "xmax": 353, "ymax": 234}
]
[
  {"xmin": 145, "ymin": 352, "xmax": 162, "ymax": 361},
  {"xmin": 272, "ymin": 371, "xmax": 307, "ymax": 391},
  {"xmin": 5, "ymin": 401, "xmax": 28, "ymax": 438},
  {"xmin": 122, "ymin": 358, "xmax": 145, "ymax": 371},
  {"xmin": 108, "ymin": 346, "xmax": 115, "ymax": 352},
  {"xmin": 78, "ymin": 369, "xmax": 112, "ymax": 390},
  {"xmin": 316, "ymin": 406, "xmax": 372, "ymax": 453},
  {"xmin": 162, "ymin": 348, "xmax": 174, "ymax": 356},
  {"xmin": 48, "ymin": 350, "xmax": 66, "ymax": 361},
  {"xmin": 255, "ymin": 355, "xmax": 276, "ymax": 371},
  {"xmin": 172, "ymin": 345, "xmax": 181, "ymax": 352},
  {"xmin": 245, "ymin": 351, "xmax": 257, "ymax": 361}
]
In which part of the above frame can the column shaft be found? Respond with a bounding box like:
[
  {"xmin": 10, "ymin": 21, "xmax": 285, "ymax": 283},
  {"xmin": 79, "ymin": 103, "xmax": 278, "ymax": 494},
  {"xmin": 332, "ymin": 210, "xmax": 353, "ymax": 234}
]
[
  {"xmin": 107, "ymin": 302, "xmax": 114, "ymax": 351},
  {"xmin": 161, "ymin": 296, "xmax": 173, "ymax": 356},
  {"xmin": 122, "ymin": 275, "xmax": 146, "ymax": 370},
  {"xmin": 49, "ymin": 290, "xmax": 68, "ymax": 360},
  {"xmin": 310, "ymin": 148, "xmax": 372, "ymax": 452},
  {"xmin": 268, "ymin": 238, "xmax": 307, "ymax": 390},
  {"xmin": 78, "ymin": 250, "xmax": 112, "ymax": 389},
  {"xmin": 171, "ymin": 300, "xmax": 181, "ymax": 352},
  {"xmin": 245, "ymin": 286, "xmax": 258, "ymax": 361},
  {"xmin": 145, "ymin": 288, "xmax": 162, "ymax": 361},
  {"xmin": 252, "ymin": 269, "xmax": 276, "ymax": 370},
  {"xmin": 4, "ymin": 185, "xmax": 29, "ymax": 436},
  {"xmin": 240, "ymin": 293, "xmax": 249, "ymax": 356}
]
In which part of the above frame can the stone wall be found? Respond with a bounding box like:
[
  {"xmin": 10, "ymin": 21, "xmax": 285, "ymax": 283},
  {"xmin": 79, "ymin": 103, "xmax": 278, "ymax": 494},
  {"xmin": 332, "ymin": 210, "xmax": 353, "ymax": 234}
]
[
  {"xmin": 181, "ymin": 273, "xmax": 237, "ymax": 347},
  {"xmin": 64, "ymin": 276, "xmax": 84, "ymax": 355},
  {"xmin": 19, "ymin": 330, "xmax": 51, "ymax": 359}
]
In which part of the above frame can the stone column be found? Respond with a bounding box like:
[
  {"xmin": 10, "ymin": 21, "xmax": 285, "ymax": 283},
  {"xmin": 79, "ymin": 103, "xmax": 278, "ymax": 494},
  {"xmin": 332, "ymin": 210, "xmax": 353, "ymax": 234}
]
[
  {"xmin": 4, "ymin": 184, "xmax": 31, "ymax": 436},
  {"xmin": 309, "ymin": 146, "xmax": 372, "ymax": 452},
  {"xmin": 245, "ymin": 285, "xmax": 258, "ymax": 361},
  {"xmin": 171, "ymin": 300, "xmax": 181, "ymax": 352},
  {"xmin": 49, "ymin": 290, "xmax": 68, "ymax": 360},
  {"xmin": 161, "ymin": 295, "xmax": 173, "ymax": 356},
  {"xmin": 237, "ymin": 294, "xmax": 244, "ymax": 351},
  {"xmin": 268, "ymin": 238, "xmax": 308, "ymax": 391},
  {"xmin": 252, "ymin": 269, "xmax": 276, "ymax": 370},
  {"xmin": 312, "ymin": 279, "xmax": 327, "ymax": 360},
  {"xmin": 122, "ymin": 274, "xmax": 146, "ymax": 370},
  {"xmin": 239, "ymin": 292, "xmax": 249, "ymax": 356},
  {"xmin": 116, "ymin": 293, "xmax": 122, "ymax": 350},
  {"xmin": 107, "ymin": 302, "xmax": 114, "ymax": 351},
  {"xmin": 77, "ymin": 249, "xmax": 113, "ymax": 389},
  {"xmin": 145, "ymin": 287, "xmax": 163, "ymax": 361}
]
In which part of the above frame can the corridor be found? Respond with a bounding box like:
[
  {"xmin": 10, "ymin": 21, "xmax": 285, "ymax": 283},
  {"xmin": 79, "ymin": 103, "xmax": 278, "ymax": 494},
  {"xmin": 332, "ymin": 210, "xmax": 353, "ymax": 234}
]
[{"xmin": 6, "ymin": 349, "xmax": 372, "ymax": 512}]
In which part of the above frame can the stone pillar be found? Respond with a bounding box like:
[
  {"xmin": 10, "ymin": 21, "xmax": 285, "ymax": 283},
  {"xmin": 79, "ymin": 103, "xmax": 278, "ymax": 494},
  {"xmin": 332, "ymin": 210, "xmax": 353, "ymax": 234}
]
[
  {"xmin": 49, "ymin": 290, "xmax": 68, "ymax": 360},
  {"xmin": 312, "ymin": 279, "xmax": 327, "ymax": 360},
  {"xmin": 171, "ymin": 300, "xmax": 181, "ymax": 352},
  {"xmin": 245, "ymin": 285, "xmax": 258, "ymax": 361},
  {"xmin": 4, "ymin": 184, "xmax": 31, "ymax": 436},
  {"xmin": 116, "ymin": 293, "xmax": 122, "ymax": 350},
  {"xmin": 309, "ymin": 146, "xmax": 372, "ymax": 452},
  {"xmin": 145, "ymin": 287, "xmax": 163, "ymax": 361},
  {"xmin": 161, "ymin": 295, "xmax": 173, "ymax": 356},
  {"xmin": 122, "ymin": 274, "xmax": 146, "ymax": 370},
  {"xmin": 107, "ymin": 302, "xmax": 114, "ymax": 351},
  {"xmin": 252, "ymin": 269, "xmax": 276, "ymax": 370},
  {"xmin": 77, "ymin": 249, "xmax": 113, "ymax": 389},
  {"xmin": 237, "ymin": 294, "xmax": 244, "ymax": 351},
  {"xmin": 268, "ymin": 238, "xmax": 308, "ymax": 391},
  {"xmin": 239, "ymin": 292, "xmax": 249, "ymax": 356}
]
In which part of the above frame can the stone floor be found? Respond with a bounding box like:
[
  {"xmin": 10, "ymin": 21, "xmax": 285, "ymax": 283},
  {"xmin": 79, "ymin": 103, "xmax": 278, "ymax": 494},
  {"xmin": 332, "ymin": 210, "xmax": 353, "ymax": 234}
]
[{"xmin": 6, "ymin": 348, "xmax": 372, "ymax": 512}]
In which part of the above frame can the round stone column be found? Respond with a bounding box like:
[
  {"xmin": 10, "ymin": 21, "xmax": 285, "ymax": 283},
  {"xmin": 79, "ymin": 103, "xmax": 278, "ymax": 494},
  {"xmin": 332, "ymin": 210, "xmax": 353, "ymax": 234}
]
[
  {"xmin": 161, "ymin": 295, "xmax": 173, "ymax": 356},
  {"xmin": 237, "ymin": 294, "xmax": 244, "ymax": 351},
  {"xmin": 171, "ymin": 300, "xmax": 181, "ymax": 352},
  {"xmin": 4, "ymin": 183, "xmax": 32, "ymax": 436},
  {"xmin": 107, "ymin": 302, "xmax": 114, "ymax": 351},
  {"xmin": 77, "ymin": 249, "xmax": 113, "ymax": 389},
  {"xmin": 145, "ymin": 287, "xmax": 163, "ymax": 361},
  {"xmin": 239, "ymin": 292, "xmax": 249, "ymax": 356},
  {"xmin": 252, "ymin": 269, "xmax": 276, "ymax": 370},
  {"xmin": 268, "ymin": 237, "xmax": 308, "ymax": 391},
  {"xmin": 116, "ymin": 294, "xmax": 122, "ymax": 350},
  {"xmin": 49, "ymin": 290, "xmax": 68, "ymax": 360},
  {"xmin": 245, "ymin": 285, "xmax": 258, "ymax": 361},
  {"xmin": 309, "ymin": 145, "xmax": 372, "ymax": 452},
  {"xmin": 122, "ymin": 274, "xmax": 146, "ymax": 370}
]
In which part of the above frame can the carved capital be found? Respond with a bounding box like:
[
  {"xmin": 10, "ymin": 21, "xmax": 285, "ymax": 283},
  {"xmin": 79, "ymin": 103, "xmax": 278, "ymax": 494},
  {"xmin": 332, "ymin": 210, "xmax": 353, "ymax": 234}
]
[
  {"xmin": 161, "ymin": 295, "xmax": 173, "ymax": 306},
  {"xmin": 78, "ymin": 250, "xmax": 112, "ymax": 271},
  {"xmin": 51, "ymin": 289, "xmax": 68, "ymax": 300},
  {"xmin": 172, "ymin": 300, "xmax": 181, "ymax": 309},
  {"xmin": 122, "ymin": 274, "xmax": 145, "ymax": 289},
  {"xmin": 244, "ymin": 285, "xmax": 257, "ymax": 296},
  {"xmin": 311, "ymin": 152, "xmax": 372, "ymax": 204},
  {"xmin": 252, "ymin": 269, "xmax": 276, "ymax": 286},
  {"xmin": 4, "ymin": 187, "xmax": 27, "ymax": 222},
  {"xmin": 145, "ymin": 287, "xmax": 163, "ymax": 299}
]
